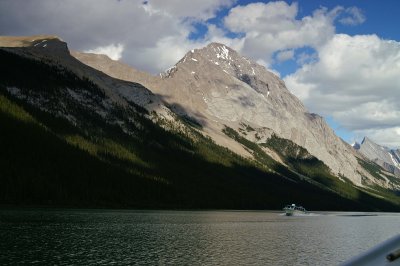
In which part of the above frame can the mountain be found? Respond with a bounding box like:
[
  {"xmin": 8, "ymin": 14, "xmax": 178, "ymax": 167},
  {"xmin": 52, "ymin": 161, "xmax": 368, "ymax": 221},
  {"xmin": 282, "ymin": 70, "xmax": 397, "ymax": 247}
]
[
  {"xmin": 74, "ymin": 42, "xmax": 372, "ymax": 186},
  {"xmin": 1, "ymin": 35, "xmax": 400, "ymax": 210},
  {"xmin": 354, "ymin": 137, "xmax": 400, "ymax": 178}
]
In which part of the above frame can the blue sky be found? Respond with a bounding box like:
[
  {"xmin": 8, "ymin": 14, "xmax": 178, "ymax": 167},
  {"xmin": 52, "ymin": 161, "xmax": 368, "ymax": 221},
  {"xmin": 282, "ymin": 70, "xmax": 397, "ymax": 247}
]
[
  {"xmin": 183, "ymin": 0, "xmax": 400, "ymax": 147},
  {"xmin": 0, "ymin": 0, "xmax": 399, "ymax": 147},
  {"xmin": 189, "ymin": 0, "xmax": 400, "ymax": 77}
]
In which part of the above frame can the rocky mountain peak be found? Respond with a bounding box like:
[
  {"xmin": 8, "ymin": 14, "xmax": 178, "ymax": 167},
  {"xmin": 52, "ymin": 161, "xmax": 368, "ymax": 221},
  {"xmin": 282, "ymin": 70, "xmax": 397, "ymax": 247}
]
[
  {"xmin": 159, "ymin": 43, "xmax": 305, "ymax": 116},
  {"xmin": 72, "ymin": 41, "xmax": 380, "ymax": 186},
  {"xmin": 162, "ymin": 42, "xmax": 276, "ymax": 84},
  {"xmin": 0, "ymin": 35, "xmax": 62, "ymax": 47},
  {"xmin": 357, "ymin": 136, "xmax": 400, "ymax": 177},
  {"xmin": 162, "ymin": 43, "xmax": 289, "ymax": 109},
  {"xmin": 148, "ymin": 42, "xmax": 364, "ymax": 184},
  {"xmin": 361, "ymin": 136, "xmax": 373, "ymax": 145},
  {"xmin": 361, "ymin": 137, "xmax": 389, "ymax": 152},
  {"xmin": 183, "ymin": 42, "xmax": 268, "ymax": 79},
  {"xmin": 178, "ymin": 42, "xmax": 238, "ymax": 65},
  {"xmin": 0, "ymin": 35, "xmax": 70, "ymax": 61},
  {"xmin": 200, "ymin": 42, "xmax": 237, "ymax": 62}
]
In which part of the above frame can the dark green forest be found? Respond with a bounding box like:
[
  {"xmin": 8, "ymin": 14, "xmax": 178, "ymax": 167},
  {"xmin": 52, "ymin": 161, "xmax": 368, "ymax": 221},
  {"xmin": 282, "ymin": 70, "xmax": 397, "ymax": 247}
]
[{"xmin": 1, "ymin": 48, "xmax": 399, "ymax": 211}]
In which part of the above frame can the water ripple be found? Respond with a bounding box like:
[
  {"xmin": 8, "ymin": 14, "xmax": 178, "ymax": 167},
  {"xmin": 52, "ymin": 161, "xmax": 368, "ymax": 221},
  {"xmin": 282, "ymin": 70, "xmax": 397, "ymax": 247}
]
[{"xmin": 0, "ymin": 210, "xmax": 399, "ymax": 265}]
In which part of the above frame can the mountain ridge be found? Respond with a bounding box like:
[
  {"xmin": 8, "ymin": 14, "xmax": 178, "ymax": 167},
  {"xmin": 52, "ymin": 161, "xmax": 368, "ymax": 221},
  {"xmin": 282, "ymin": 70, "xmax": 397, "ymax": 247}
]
[
  {"xmin": 2, "ymin": 35, "xmax": 399, "ymax": 210},
  {"xmin": 72, "ymin": 40, "xmax": 370, "ymax": 185},
  {"xmin": 354, "ymin": 137, "xmax": 400, "ymax": 178}
]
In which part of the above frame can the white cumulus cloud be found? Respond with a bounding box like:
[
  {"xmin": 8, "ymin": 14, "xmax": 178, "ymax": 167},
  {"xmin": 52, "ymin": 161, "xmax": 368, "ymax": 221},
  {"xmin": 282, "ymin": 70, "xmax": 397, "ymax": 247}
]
[
  {"xmin": 0, "ymin": 0, "xmax": 235, "ymax": 73},
  {"xmin": 223, "ymin": 1, "xmax": 339, "ymax": 65},
  {"xmin": 276, "ymin": 49, "xmax": 294, "ymax": 62},
  {"xmin": 339, "ymin": 7, "xmax": 366, "ymax": 26},
  {"xmin": 143, "ymin": 0, "xmax": 236, "ymax": 20},
  {"xmin": 86, "ymin": 43, "xmax": 124, "ymax": 60},
  {"xmin": 285, "ymin": 34, "xmax": 400, "ymax": 147}
]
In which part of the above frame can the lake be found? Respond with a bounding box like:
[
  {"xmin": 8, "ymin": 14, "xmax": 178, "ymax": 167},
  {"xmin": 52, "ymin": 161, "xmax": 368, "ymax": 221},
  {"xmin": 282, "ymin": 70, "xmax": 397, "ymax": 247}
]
[{"xmin": 0, "ymin": 209, "xmax": 399, "ymax": 265}]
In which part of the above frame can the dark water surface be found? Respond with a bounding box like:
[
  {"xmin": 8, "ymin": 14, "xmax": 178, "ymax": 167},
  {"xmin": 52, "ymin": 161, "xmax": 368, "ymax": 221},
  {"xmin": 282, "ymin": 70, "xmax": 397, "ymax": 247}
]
[{"xmin": 0, "ymin": 209, "xmax": 399, "ymax": 265}]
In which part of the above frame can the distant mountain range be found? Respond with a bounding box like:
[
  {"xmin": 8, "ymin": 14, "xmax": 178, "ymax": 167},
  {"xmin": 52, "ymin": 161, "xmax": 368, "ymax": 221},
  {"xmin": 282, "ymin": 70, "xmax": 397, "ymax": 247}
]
[
  {"xmin": 0, "ymin": 35, "xmax": 399, "ymax": 210},
  {"xmin": 353, "ymin": 137, "xmax": 400, "ymax": 178}
]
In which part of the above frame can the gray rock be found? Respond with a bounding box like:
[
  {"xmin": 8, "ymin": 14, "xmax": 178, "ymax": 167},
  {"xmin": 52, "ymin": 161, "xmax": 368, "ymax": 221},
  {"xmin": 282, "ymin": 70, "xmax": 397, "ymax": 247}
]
[
  {"xmin": 355, "ymin": 137, "xmax": 400, "ymax": 177},
  {"xmin": 73, "ymin": 41, "xmax": 386, "ymax": 186},
  {"xmin": 155, "ymin": 43, "xmax": 365, "ymax": 184}
]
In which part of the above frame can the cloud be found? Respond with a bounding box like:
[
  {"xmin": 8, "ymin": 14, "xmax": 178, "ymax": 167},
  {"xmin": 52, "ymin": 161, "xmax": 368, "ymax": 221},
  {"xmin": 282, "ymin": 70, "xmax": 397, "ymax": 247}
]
[
  {"xmin": 296, "ymin": 51, "xmax": 318, "ymax": 65},
  {"xmin": 333, "ymin": 101, "xmax": 400, "ymax": 130},
  {"xmin": 224, "ymin": 1, "xmax": 298, "ymax": 33},
  {"xmin": 144, "ymin": 0, "xmax": 236, "ymax": 20},
  {"xmin": 128, "ymin": 35, "xmax": 202, "ymax": 72},
  {"xmin": 0, "ymin": 0, "xmax": 235, "ymax": 73},
  {"xmin": 339, "ymin": 7, "xmax": 366, "ymax": 26},
  {"xmin": 85, "ymin": 43, "xmax": 124, "ymax": 60},
  {"xmin": 276, "ymin": 49, "xmax": 294, "ymax": 62},
  {"xmin": 223, "ymin": 1, "xmax": 339, "ymax": 65},
  {"xmin": 0, "ymin": 0, "xmax": 366, "ymax": 74},
  {"xmin": 285, "ymin": 34, "xmax": 400, "ymax": 147}
]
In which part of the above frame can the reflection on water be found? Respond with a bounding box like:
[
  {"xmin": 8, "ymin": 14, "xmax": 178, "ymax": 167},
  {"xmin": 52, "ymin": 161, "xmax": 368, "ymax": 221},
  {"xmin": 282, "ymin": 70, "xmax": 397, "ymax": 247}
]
[{"xmin": 0, "ymin": 209, "xmax": 399, "ymax": 265}]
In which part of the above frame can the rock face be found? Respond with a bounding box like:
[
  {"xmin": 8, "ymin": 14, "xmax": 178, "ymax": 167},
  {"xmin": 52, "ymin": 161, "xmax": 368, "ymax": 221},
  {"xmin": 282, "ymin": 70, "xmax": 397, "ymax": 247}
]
[
  {"xmin": 354, "ymin": 137, "xmax": 400, "ymax": 177},
  {"xmin": 73, "ymin": 42, "xmax": 369, "ymax": 185},
  {"xmin": 164, "ymin": 43, "xmax": 366, "ymax": 184},
  {"xmin": 0, "ymin": 36, "xmax": 145, "ymax": 104},
  {"xmin": 71, "ymin": 51, "xmax": 155, "ymax": 87},
  {"xmin": 0, "ymin": 35, "xmax": 175, "ymax": 134}
]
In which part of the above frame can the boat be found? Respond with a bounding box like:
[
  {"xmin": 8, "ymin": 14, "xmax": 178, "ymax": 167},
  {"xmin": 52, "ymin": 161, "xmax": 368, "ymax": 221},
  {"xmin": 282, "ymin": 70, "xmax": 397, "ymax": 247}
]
[{"xmin": 283, "ymin": 204, "xmax": 307, "ymax": 216}]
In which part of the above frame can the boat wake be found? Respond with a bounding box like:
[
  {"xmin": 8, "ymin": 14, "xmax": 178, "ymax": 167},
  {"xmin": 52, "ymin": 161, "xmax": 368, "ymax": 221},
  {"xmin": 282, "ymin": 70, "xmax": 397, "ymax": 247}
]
[{"xmin": 279, "ymin": 212, "xmax": 321, "ymax": 217}]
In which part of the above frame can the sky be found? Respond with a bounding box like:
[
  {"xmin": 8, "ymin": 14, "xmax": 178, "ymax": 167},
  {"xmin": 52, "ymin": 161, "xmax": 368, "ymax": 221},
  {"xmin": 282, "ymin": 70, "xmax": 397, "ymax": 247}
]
[{"xmin": 0, "ymin": 0, "xmax": 399, "ymax": 148}]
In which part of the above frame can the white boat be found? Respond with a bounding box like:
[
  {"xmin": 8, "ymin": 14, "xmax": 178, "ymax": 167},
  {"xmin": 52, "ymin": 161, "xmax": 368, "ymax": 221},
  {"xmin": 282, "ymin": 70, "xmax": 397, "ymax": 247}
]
[{"xmin": 283, "ymin": 204, "xmax": 307, "ymax": 216}]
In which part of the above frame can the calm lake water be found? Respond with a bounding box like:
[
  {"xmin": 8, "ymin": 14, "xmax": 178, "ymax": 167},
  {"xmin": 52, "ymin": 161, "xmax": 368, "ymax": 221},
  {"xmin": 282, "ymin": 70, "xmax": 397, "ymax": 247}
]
[{"xmin": 0, "ymin": 209, "xmax": 399, "ymax": 265}]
